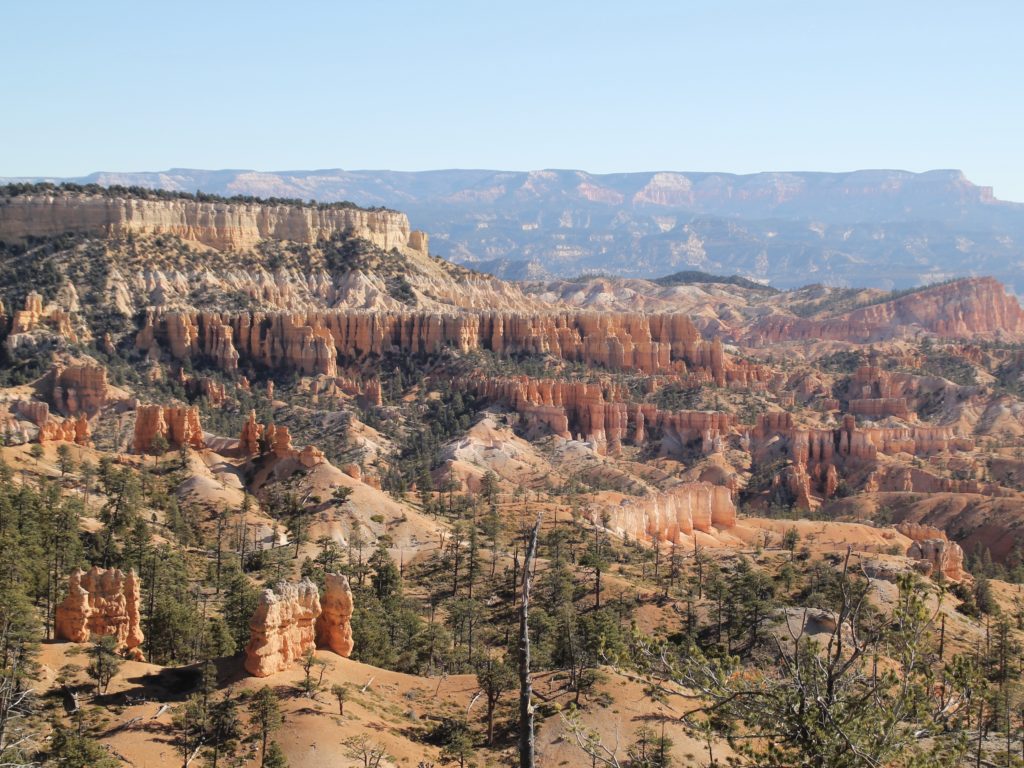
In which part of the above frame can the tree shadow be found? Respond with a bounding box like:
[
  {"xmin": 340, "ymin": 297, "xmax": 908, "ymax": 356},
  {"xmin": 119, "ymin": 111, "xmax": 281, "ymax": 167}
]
[{"xmin": 94, "ymin": 654, "xmax": 247, "ymax": 708}]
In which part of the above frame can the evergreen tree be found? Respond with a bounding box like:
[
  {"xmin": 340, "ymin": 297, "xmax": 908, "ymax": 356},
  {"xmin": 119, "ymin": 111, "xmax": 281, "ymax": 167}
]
[
  {"xmin": 222, "ymin": 565, "xmax": 259, "ymax": 652},
  {"xmin": 206, "ymin": 695, "xmax": 241, "ymax": 768},
  {"xmin": 263, "ymin": 740, "xmax": 289, "ymax": 768},
  {"xmin": 86, "ymin": 635, "xmax": 122, "ymax": 694},
  {"xmin": 475, "ymin": 652, "xmax": 515, "ymax": 745},
  {"xmin": 49, "ymin": 728, "xmax": 120, "ymax": 768},
  {"xmin": 249, "ymin": 685, "xmax": 283, "ymax": 768},
  {"xmin": 331, "ymin": 682, "xmax": 349, "ymax": 715}
]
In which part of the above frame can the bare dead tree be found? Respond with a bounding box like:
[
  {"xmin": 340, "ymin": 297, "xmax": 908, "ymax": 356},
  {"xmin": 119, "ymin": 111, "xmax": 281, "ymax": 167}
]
[{"xmin": 518, "ymin": 513, "xmax": 542, "ymax": 768}]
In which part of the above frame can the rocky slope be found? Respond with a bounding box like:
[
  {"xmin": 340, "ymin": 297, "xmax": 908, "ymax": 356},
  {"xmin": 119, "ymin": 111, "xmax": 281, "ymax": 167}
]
[
  {"xmin": 10, "ymin": 168, "xmax": 1024, "ymax": 290},
  {"xmin": 525, "ymin": 274, "xmax": 1024, "ymax": 344},
  {"xmin": 0, "ymin": 187, "xmax": 547, "ymax": 323}
]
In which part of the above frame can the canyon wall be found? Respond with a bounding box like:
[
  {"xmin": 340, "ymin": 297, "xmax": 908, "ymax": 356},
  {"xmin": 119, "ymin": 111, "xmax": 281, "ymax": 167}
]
[
  {"xmin": 55, "ymin": 567, "xmax": 144, "ymax": 659},
  {"xmin": 0, "ymin": 193, "xmax": 429, "ymax": 254},
  {"xmin": 138, "ymin": 308, "xmax": 776, "ymax": 383}
]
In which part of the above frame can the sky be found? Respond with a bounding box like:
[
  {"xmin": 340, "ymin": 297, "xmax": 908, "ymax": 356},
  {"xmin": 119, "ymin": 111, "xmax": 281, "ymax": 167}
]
[{"xmin": 3, "ymin": 1, "xmax": 1024, "ymax": 199}]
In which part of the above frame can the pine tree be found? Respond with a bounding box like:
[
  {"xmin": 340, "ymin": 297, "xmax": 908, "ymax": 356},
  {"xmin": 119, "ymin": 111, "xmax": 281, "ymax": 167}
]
[
  {"xmin": 249, "ymin": 685, "xmax": 283, "ymax": 767},
  {"xmin": 207, "ymin": 695, "xmax": 241, "ymax": 768},
  {"xmin": 223, "ymin": 566, "xmax": 259, "ymax": 652},
  {"xmin": 86, "ymin": 635, "xmax": 122, "ymax": 694},
  {"xmin": 263, "ymin": 740, "xmax": 289, "ymax": 768},
  {"xmin": 475, "ymin": 652, "xmax": 516, "ymax": 745},
  {"xmin": 331, "ymin": 682, "xmax": 349, "ymax": 715}
]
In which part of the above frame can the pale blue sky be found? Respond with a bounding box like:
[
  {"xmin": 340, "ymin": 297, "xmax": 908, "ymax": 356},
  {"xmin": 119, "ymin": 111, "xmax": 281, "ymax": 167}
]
[{"xmin": 4, "ymin": 1, "xmax": 1023, "ymax": 199}]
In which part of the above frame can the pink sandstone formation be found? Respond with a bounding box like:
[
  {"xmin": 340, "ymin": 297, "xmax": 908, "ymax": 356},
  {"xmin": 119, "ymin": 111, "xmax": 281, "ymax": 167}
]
[
  {"xmin": 238, "ymin": 410, "xmax": 263, "ymax": 457},
  {"xmin": 907, "ymin": 538, "xmax": 965, "ymax": 581},
  {"xmin": 55, "ymin": 567, "xmax": 144, "ymax": 659},
  {"xmin": 186, "ymin": 376, "xmax": 227, "ymax": 406},
  {"xmin": 132, "ymin": 404, "xmax": 205, "ymax": 453},
  {"xmin": 50, "ymin": 362, "xmax": 109, "ymax": 416},
  {"xmin": 15, "ymin": 400, "xmax": 91, "ymax": 445},
  {"xmin": 5, "ymin": 292, "xmax": 80, "ymax": 351},
  {"xmin": 315, "ymin": 574, "xmax": 355, "ymax": 657},
  {"xmin": 597, "ymin": 482, "xmax": 736, "ymax": 545},
  {"xmin": 751, "ymin": 412, "xmax": 975, "ymax": 507},
  {"xmin": 10, "ymin": 291, "xmax": 43, "ymax": 334},
  {"xmin": 38, "ymin": 414, "xmax": 91, "ymax": 445},
  {"xmin": 236, "ymin": 410, "xmax": 325, "ymax": 467},
  {"xmin": 866, "ymin": 466, "xmax": 1009, "ymax": 497},
  {"xmin": 15, "ymin": 399, "xmax": 50, "ymax": 428},
  {"xmin": 303, "ymin": 375, "xmax": 382, "ymax": 407},
  {"xmin": 244, "ymin": 579, "xmax": 322, "ymax": 677},
  {"xmin": 133, "ymin": 309, "xmax": 774, "ymax": 383},
  {"xmin": 468, "ymin": 374, "xmax": 733, "ymax": 456},
  {"xmin": 848, "ymin": 398, "xmax": 911, "ymax": 420},
  {"xmin": 896, "ymin": 523, "xmax": 965, "ymax": 581}
]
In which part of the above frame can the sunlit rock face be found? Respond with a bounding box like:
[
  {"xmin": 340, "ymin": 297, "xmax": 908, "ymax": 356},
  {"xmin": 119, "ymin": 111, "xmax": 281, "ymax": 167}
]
[
  {"xmin": 0, "ymin": 193, "xmax": 425, "ymax": 253},
  {"xmin": 244, "ymin": 579, "xmax": 322, "ymax": 678},
  {"xmin": 55, "ymin": 567, "xmax": 145, "ymax": 659},
  {"xmin": 316, "ymin": 574, "xmax": 355, "ymax": 657}
]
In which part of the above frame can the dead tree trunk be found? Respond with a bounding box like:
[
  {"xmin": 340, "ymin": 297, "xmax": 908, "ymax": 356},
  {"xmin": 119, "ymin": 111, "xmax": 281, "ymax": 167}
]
[{"xmin": 518, "ymin": 514, "xmax": 541, "ymax": 768}]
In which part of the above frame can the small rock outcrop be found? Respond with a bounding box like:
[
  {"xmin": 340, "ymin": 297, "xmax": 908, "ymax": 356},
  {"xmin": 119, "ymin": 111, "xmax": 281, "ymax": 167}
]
[
  {"xmin": 38, "ymin": 414, "xmax": 91, "ymax": 445},
  {"xmin": 897, "ymin": 522, "xmax": 965, "ymax": 581},
  {"xmin": 50, "ymin": 362, "xmax": 109, "ymax": 416},
  {"xmin": 598, "ymin": 482, "xmax": 736, "ymax": 545},
  {"xmin": 15, "ymin": 400, "xmax": 91, "ymax": 445},
  {"xmin": 55, "ymin": 567, "xmax": 144, "ymax": 659},
  {"xmin": 244, "ymin": 579, "xmax": 322, "ymax": 677},
  {"xmin": 315, "ymin": 574, "xmax": 355, "ymax": 657},
  {"xmin": 132, "ymin": 404, "xmax": 205, "ymax": 453},
  {"xmin": 236, "ymin": 411, "xmax": 325, "ymax": 467}
]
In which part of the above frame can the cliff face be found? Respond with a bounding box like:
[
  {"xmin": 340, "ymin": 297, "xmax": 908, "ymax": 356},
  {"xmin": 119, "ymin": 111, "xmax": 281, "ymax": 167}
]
[
  {"xmin": 0, "ymin": 194, "xmax": 428, "ymax": 254},
  {"xmin": 138, "ymin": 308, "xmax": 773, "ymax": 382}
]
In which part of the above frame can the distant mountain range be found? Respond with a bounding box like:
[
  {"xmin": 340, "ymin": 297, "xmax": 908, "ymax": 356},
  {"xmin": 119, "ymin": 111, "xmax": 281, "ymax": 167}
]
[{"xmin": 5, "ymin": 167, "xmax": 1024, "ymax": 291}]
